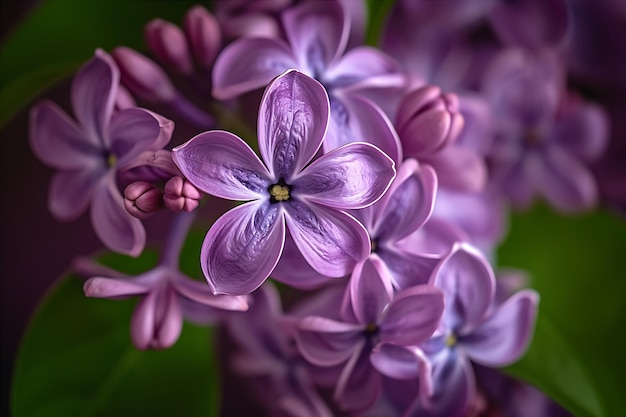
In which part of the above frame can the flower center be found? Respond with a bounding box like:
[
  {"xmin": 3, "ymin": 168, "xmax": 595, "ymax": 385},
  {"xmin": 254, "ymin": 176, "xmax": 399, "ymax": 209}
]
[
  {"xmin": 370, "ymin": 239, "xmax": 378, "ymax": 253},
  {"xmin": 107, "ymin": 153, "xmax": 117, "ymax": 168},
  {"xmin": 525, "ymin": 128, "xmax": 542, "ymax": 147},
  {"xmin": 445, "ymin": 333, "xmax": 457, "ymax": 347},
  {"xmin": 269, "ymin": 178, "xmax": 291, "ymax": 203},
  {"xmin": 364, "ymin": 323, "xmax": 379, "ymax": 335}
]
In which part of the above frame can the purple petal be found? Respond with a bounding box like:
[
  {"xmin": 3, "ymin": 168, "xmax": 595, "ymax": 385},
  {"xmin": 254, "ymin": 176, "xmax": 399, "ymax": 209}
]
[
  {"xmin": 173, "ymin": 272, "xmax": 249, "ymax": 311},
  {"xmin": 490, "ymin": 155, "xmax": 536, "ymax": 208},
  {"xmin": 258, "ymin": 70, "xmax": 329, "ymax": 180},
  {"xmin": 71, "ymin": 49, "xmax": 119, "ymax": 147},
  {"xmin": 418, "ymin": 353, "xmax": 474, "ymax": 417},
  {"xmin": 49, "ymin": 168, "xmax": 101, "ymax": 221},
  {"xmin": 29, "ymin": 101, "xmax": 100, "ymax": 169},
  {"xmin": 284, "ymin": 201, "xmax": 370, "ymax": 277},
  {"xmin": 397, "ymin": 217, "xmax": 467, "ymax": 257},
  {"xmin": 326, "ymin": 47, "xmax": 404, "ymax": 92},
  {"xmin": 432, "ymin": 243, "xmax": 495, "ymax": 333},
  {"xmin": 349, "ymin": 256, "xmax": 394, "ymax": 325},
  {"xmin": 91, "ymin": 173, "xmax": 145, "ymax": 257},
  {"xmin": 370, "ymin": 344, "xmax": 431, "ymax": 383},
  {"xmin": 323, "ymin": 94, "xmax": 402, "ymax": 164},
  {"xmin": 551, "ymin": 101, "xmax": 609, "ymax": 161},
  {"xmin": 201, "ymin": 201, "xmax": 284, "ymax": 295},
  {"xmin": 173, "ymin": 130, "xmax": 271, "ymax": 200},
  {"xmin": 295, "ymin": 316, "xmax": 363, "ymax": 366},
  {"xmin": 380, "ymin": 285, "xmax": 444, "ymax": 346},
  {"xmin": 131, "ymin": 285, "xmax": 183, "ymax": 350},
  {"xmin": 282, "ymin": 1, "xmax": 347, "ymax": 75},
  {"xmin": 83, "ymin": 276, "xmax": 149, "ymax": 298},
  {"xmin": 293, "ymin": 142, "xmax": 396, "ymax": 210},
  {"xmin": 110, "ymin": 108, "xmax": 173, "ymax": 167},
  {"xmin": 374, "ymin": 159, "xmax": 437, "ymax": 242},
  {"xmin": 379, "ymin": 249, "xmax": 440, "ymax": 290},
  {"xmin": 212, "ymin": 38, "xmax": 296, "ymax": 100},
  {"xmin": 537, "ymin": 146, "xmax": 598, "ymax": 212},
  {"xmin": 463, "ymin": 290, "xmax": 539, "ymax": 366},
  {"xmin": 334, "ymin": 344, "xmax": 381, "ymax": 412},
  {"xmin": 424, "ymin": 145, "xmax": 487, "ymax": 192}
]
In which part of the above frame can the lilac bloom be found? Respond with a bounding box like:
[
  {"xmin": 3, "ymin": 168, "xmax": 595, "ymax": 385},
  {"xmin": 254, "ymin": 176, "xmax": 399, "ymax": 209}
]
[
  {"xmin": 173, "ymin": 70, "xmax": 395, "ymax": 295},
  {"xmin": 30, "ymin": 49, "xmax": 174, "ymax": 256},
  {"xmin": 485, "ymin": 49, "xmax": 609, "ymax": 212},
  {"xmin": 295, "ymin": 256, "xmax": 444, "ymax": 412},
  {"xmin": 411, "ymin": 243, "xmax": 538, "ymax": 417},
  {"xmin": 212, "ymin": 0, "xmax": 404, "ymax": 152}
]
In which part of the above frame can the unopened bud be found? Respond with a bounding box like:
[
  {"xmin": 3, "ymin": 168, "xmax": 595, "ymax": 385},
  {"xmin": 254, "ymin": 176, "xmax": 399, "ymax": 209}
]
[
  {"xmin": 183, "ymin": 5, "xmax": 222, "ymax": 70},
  {"xmin": 124, "ymin": 181, "xmax": 164, "ymax": 218},
  {"xmin": 164, "ymin": 176, "xmax": 201, "ymax": 213},
  {"xmin": 112, "ymin": 47, "xmax": 177, "ymax": 103},
  {"xmin": 396, "ymin": 85, "xmax": 464, "ymax": 157},
  {"xmin": 145, "ymin": 19, "xmax": 194, "ymax": 76}
]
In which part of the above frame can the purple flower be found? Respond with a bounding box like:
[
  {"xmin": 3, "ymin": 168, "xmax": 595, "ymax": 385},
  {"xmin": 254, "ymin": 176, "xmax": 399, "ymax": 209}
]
[
  {"xmin": 173, "ymin": 70, "xmax": 395, "ymax": 295},
  {"xmin": 294, "ymin": 256, "xmax": 444, "ymax": 412},
  {"xmin": 414, "ymin": 243, "xmax": 538, "ymax": 417},
  {"xmin": 29, "ymin": 49, "xmax": 174, "ymax": 256}
]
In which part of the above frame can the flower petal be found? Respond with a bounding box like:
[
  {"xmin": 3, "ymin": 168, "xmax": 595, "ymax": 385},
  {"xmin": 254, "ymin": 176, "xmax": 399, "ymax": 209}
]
[
  {"xmin": 71, "ymin": 49, "xmax": 119, "ymax": 147},
  {"xmin": 83, "ymin": 276, "xmax": 149, "ymax": 298},
  {"xmin": 173, "ymin": 272, "xmax": 249, "ymax": 311},
  {"xmin": 284, "ymin": 201, "xmax": 370, "ymax": 277},
  {"xmin": 49, "ymin": 168, "xmax": 101, "ymax": 221},
  {"xmin": 424, "ymin": 145, "xmax": 487, "ymax": 192},
  {"xmin": 30, "ymin": 101, "xmax": 100, "ymax": 169},
  {"xmin": 349, "ymin": 255, "xmax": 394, "ymax": 325},
  {"xmin": 379, "ymin": 249, "xmax": 440, "ymax": 290},
  {"xmin": 463, "ymin": 290, "xmax": 539, "ymax": 367},
  {"xmin": 201, "ymin": 201, "xmax": 284, "ymax": 295},
  {"xmin": 432, "ymin": 243, "xmax": 495, "ymax": 333},
  {"xmin": 380, "ymin": 285, "xmax": 444, "ymax": 346},
  {"xmin": 282, "ymin": 1, "xmax": 347, "ymax": 75},
  {"xmin": 91, "ymin": 173, "xmax": 146, "ymax": 257},
  {"xmin": 326, "ymin": 47, "xmax": 404, "ymax": 92},
  {"xmin": 370, "ymin": 344, "xmax": 431, "ymax": 382},
  {"xmin": 131, "ymin": 285, "xmax": 183, "ymax": 350},
  {"xmin": 374, "ymin": 159, "xmax": 437, "ymax": 242},
  {"xmin": 293, "ymin": 142, "xmax": 395, "ymax": 210},
  {"xmin": 110, "ymin": 108, "xmax": 173, "ymax": 167},
  {"xmin": 551, "ymin": 101, "xmax": 609, "ymax": 160},
  {"xmin": 334, "ymin": 343, "xmax": 381, "ymax": 412},
  {"xmin": 295, "ymin": 316, "xmax": 363, "ymax": 366},
  {"xmin": 173, "ymin": 130, "xmax": 271, "ymax": 200},
  {"xmin": 212, "ymin": 38, "xmax": 297, "ymax": 100},
  {"xmin": 324, "ymin": 94, "xmax": 402, "ymax": 164},
  {"xmin": 258, "ymin": 70, "xmax": 330, "ymax": 179}
]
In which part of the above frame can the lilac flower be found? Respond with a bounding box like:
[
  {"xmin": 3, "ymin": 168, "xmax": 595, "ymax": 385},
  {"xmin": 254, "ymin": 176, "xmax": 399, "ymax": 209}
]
[
  {"xmin": 485, "ymin": 49, "xmax": 609, "ymax": 212},
  {"xmin": 294, "ymin": 256, "xmax": 444, "ymax": 412},
  {"xmin": 82, "ymin": 212, "xmax": 248, "ymax": 349},
  {"xmin": 412, "ymin": 243, "xmax": 538, "ymax": 417},
  {"xmin": 173, "ymin": 70, "xmax": 395, "ymax": 295},
  {"xmin": 29, "ymin": 49, "xmax": 174, "ymax": 256}
]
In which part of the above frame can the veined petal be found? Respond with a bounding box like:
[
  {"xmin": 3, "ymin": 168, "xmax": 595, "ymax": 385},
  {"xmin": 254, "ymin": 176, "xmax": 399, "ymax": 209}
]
[
  {"xmin": 324, "ymin": 94, "xmax": 402, "ymax": 164},
  {"xmin": 212, "ymin": 38, "xmax": 297, "ymax": 100},
  {"xmin": 201, "ymin": 201, "xmax": 285, "ymax": 295},
  {"xmin": 30, "ymin": 101, "xmax": 100, "ymax": 169},
  {"xmin": 110, "ymin": 108, "xmax": 173, "ymax": 167},
  {"xmin": 293, "ymin": 142, "xmax": 395, "ymax": 210},
  {"xmin": 71, "ymin": 49, "xmax": 119, "ymax": 147},
  {"xmin": 284, "ymin": 201, "xmax": 370, "ymax": 278},
  {"xmin": 463, "ymin": 290, "xmax": 539, "ymax": 366},
  {"xmin": 91, "ymin": 173, "xmax": 146, "ymax": 257},
  {"xmin": 258, "ymin": 70, "xmax": 330, "ymax": 179},
  {"xmin": 380, "ymin": 285, "xmax": 444, "ymax": 346},
  {"xmin": 173, "ymin": 130, "xmax": 271, "ymax": 200},
  {"xmin": 349, "ymin": 255, "xmax": 394, "ymax": 325},
  {"xmin": 295, "ymin": 316, "xmax": 363, "ymax": 366},
  {"xmin": 282, "ymin": 1, "xmax": 347, "ymax": 75},
  {"xmin": 49, "ymin": 168, "xmax": 101, "ymax": 221},
  {"xmin": 374, "ymin": 159, "xmax": 437, "ymax": 242},
  {"xmin": 432, "ymin": 243, "xmax": 495, "ymax": 333},
  {"xmin": 326, "ymin": 47, "xmax": 404, "ymax": 92},
  {"xmin": 379, "ymin": 249, "xmax": 440, "ymax": 290},
  {"xmin": 173, "ymin": 273, "xmax": 249, "ymax": 311}
]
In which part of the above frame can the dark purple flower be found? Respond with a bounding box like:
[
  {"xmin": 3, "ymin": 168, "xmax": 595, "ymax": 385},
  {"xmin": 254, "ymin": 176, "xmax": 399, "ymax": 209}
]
[
  {"xmin": 29, "ymin": 49, "xmax": 174, "ymax": 256},
  {"xmin": 173, "ymin": 70, "xmax": 395, "ymax": 295}
]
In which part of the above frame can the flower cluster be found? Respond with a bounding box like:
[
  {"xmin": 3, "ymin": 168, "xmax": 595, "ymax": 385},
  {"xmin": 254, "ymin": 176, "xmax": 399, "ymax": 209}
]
[{"xmin": 28, "ymin": 0, "xmax": 622, "ymax": 415}]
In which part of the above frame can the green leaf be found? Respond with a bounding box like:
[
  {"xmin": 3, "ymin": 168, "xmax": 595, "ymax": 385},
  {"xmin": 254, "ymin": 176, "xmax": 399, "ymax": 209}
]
[
  {"xmin": 365, "ymin": 0, "xmax": 395, "ymax": 46},
  {"xmin": 499, "ymin": 205, "xmax": 626, "ymax": 417},
  {"xmin": 11, "ymin": 251, "xmax": 219, "ymax": 417},
  {"xmin": 0, "ymin": 0, "xmax": 199, "ymax": 127}
]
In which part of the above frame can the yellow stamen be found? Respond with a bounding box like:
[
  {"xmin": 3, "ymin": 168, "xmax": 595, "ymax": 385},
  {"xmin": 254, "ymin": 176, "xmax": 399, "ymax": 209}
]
[
  {"xmin": 270, "ymin": 184, "xmax": 290, "ymax": 201},
  {"xmin": 107, "ymin": 153, "xmax": 117, "ymax": 168},
  {"xmin": 445, "ymin": 333, "xmax": 457, "ymax": 347}
]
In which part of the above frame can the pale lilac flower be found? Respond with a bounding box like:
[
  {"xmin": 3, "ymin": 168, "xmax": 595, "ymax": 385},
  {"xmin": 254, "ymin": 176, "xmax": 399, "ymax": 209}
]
[
  {"xmin": 29, "ymin": 49, "xmax": 174, "ymax": 256},
  {"xmin": 294, "ymin": 256, "xmax": 444, "ymax": 412},
  {"xmin": 411, "ymin": 243, "xmax": 538, "ymax": 417},
  {"xmin": 173, "ymin": 70, "xmax": 395, "ymax": 295}
]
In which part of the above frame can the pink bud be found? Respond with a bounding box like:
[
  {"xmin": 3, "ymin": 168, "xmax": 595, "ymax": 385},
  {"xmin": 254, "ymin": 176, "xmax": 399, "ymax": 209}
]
[
  {"xmin": 131, "ymin": 285, "xmax": 183, "ymax": 350},
  {"xmin": 163, "ymin": 176, "xmax": 201, "ymax": 213},
  {"xmin": 124, "ymin": 181, "xmax": 164, "ymax": 219},
  {"xmin": 183, "ymin": 6, "xmax": 222, "ymax": 71},
  {"xmin": 112, "ymin": 47, "xmax": 177, "ymax": 103},
  {"xmin": 145, "ymin": 19, "xmax": 194, "ymax": 76},
  {"xmin": 396, "ymin": 85, "xmax": 464, "ymax": 157}
]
